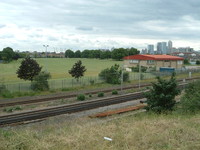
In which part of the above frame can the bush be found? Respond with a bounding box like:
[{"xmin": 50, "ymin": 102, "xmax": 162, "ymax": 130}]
[
  {"xmin": 99, "ymin": 64, "xmax": 129, "ymax": 84},
  {"xmin": 196, "ymin": 60, "xmax": 200, "ymax": 65},
  {"xmin": 31, "ymin": 71, "xmax": 51, "ymax": 91},
  {"xmin": 180, "ymin": 80, "xmax": 200, "ymax": 113},
  {"xmin": 131, "ymin": 65, "xmax": 147, "ymax": 72},
  {"xmin": 145, "ymin": 73, "xmax": 180, "ymax": 114},
  {"xmin": 112, "ymin": 90, "xmax": 118, "ymax": 95},
  {"xmin": 77, "ymin": 94, "xmax": 85, "ymax": 101},
  {"xmin": 89, "ymin": 94, "xmax": 92, "ymax": 98},
  {"xmin": 3, "ymin": 106, "xmax": 22, "ymax": 113},
  {"xmin": 98, "ymin": 92, "xmax": 104, "ymax": 97}
]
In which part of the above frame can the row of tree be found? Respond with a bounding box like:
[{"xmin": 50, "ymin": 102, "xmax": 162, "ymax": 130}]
[
  {"xmin": 0, "ymin": 47, "xmax": 27, "ymax": 63},
  {"xmin": 65, "ymin": 47, "xmax": 139, "ymax": 60}
]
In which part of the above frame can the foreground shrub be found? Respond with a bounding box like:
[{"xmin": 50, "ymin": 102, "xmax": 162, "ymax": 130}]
[
  {"xmin": 98, "ymin": 92, "xmax": 104, "ymax": 97},
  {"xmin": 77, "ymin": 94, "xmax": 85, "ymax": 101},
  {"xmin": 145, "ymin": 73, "xmax": 180, "ymax": 114},
  {"xmin": 112, "ymin": 90, "xmax": 118, "ymax": 95},
  {"xmin": 180, "ymin": 80, "xmax": 200, "ymax": 113}
]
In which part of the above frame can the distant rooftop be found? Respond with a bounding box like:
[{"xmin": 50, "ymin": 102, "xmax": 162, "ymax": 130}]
[{"xmin": 123, "ymin": 54, "xmax": 184, "ymax": 60}]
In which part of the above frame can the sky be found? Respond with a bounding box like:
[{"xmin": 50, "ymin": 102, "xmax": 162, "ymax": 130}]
[{"xmin": 0, "ymin": 0, "xmax": 200, "ymax": 52}]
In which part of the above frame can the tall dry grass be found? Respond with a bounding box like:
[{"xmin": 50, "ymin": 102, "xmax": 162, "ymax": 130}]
[{"xmin": 1, "ymin": 112, "xmax": 200, "ymax": 150}]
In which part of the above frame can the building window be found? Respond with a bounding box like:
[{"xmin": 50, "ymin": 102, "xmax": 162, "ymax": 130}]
[
  {"xmin": 147, "ymin": 60, "xmax": 155, "ymax": 64},
  {"xmin": 177, "ymin": 61, "xmax": 183, "ymax": 65},
  {"xmin": 164, "ymin": 60, "xmax": 170, "ymax": 62},
  {"xmin": 129, "ymin": 60, "xmax": 139, "ymax": 64}
]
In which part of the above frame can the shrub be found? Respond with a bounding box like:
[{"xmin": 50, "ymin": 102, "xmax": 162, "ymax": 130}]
[
  {"xmin": 89, "ymin": 94, "xmax": 92, "ymax": 98},
  {"xmin": 3, "ymin": 106, "xmax": 22, "ymax": 113},
  {"xmin": 145, "ymin": 73, "xmax": 180, "ymax": 114},
  {"xmin": 77, "ymin": 94, "xmax": 85, "ymax": 101},
  {"xmin": 98, "ymin": 92, "xmax": 104, "ymax": 97},
  {"xmin": 31, "ymin": 71, "xmax": 51, "ymax": 91},
  {"xmin": 112, "ymin": 90, "xmax": 118, "ymax": 95},
  {"xmin": 99, "ymin": 64, "xmax": 129, "ymax": 84},
  {"xmin": 180, "ymin": 80, "xmax": 200, "ymax": 113}
]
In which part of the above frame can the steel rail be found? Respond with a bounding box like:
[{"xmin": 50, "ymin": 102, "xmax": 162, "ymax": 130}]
[
  {"xmin": 0, "ymin": 82, "xmax": 188, "ymax": 126},
  {"xmin": 0, "ymin": 77, "xmax": 198, "ymax": 108}
]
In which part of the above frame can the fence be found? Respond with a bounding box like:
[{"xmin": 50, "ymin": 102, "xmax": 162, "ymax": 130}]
[{"xmin": 2, "ymin": 69, "xmax": 200, "ymax": 93}]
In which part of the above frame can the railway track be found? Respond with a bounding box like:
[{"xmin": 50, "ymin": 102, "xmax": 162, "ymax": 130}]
[
  {"xmin": 0, "ymin": 82, "xmax": 188, "ymax": 126},
  {"xmin": 0, "ymin": 77, "xmax": 198, "ymax": 108}
]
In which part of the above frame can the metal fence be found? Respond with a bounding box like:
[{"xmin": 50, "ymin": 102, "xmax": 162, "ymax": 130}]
[{"xmin": 2, "ymin": 69, "xmax": 200, "ymax": 93}]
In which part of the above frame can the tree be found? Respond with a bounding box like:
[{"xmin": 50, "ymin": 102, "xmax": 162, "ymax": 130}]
[
  {"xmin": 144, "ymin": 73, "xmax": 180, "ymax": 113},
  {"xmin": 68, "ymin": 60, "xmax": 86, "ymax": 81},
  {"xmin": 65, "ymin": 49, "xmax": 74, "ymax": 58},
  {"xmin": 99, "ymin": 64, "xmax": 129, "ymax": 84},
  {"xmin": 74, "ymin": 50, "xmax": 82, "ymax": 58},
  {"xmin": 196, "ymin": 60, "xmax": 200, "ymax": 65},
  {"xmin": 1, "ymin": 47, "xmax": 15, "ymax": 62},
  {"xmin": 31, "ymin": 71, "xmax": 51, "ymax": 91},
  {"xmin": 16, "ymin": 57, "xmax": 42, "ymax": 81},
  {"xmin": 111, "ymin": 48, "xmax": 128, "ymax": 61},
  {"xmin": 184, "ymin": 59, "xmax": 190, "ymax": 65}
]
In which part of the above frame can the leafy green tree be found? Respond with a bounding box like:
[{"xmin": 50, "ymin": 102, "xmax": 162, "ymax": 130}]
[
  {"xmin": 184, "ymin": 59, "xmax": 190, "ymax": 65},
  {"xmin": 196, "ymin": 60, "xmax": 200, "ymax": 65},
  {"xmin": 68, "ymin": 60, "xmax": 86, "ymax": 81},
  {"xmin": 99, "ymin": 64, "xmax": 129, "ymax": 84},
  {"xmin": 128, "ymin": 47, "xmax": 140, "ymax": 55},
  {"xmin": 1, "ymin": 47, "xmax": 15, "ymax": 62},
  {"xmin": 81, "ymin": 50, "xmax": 90, "ymax": 58},
  {"xmin": 65, "ymin": 49, "xmax": 74, "ymax": 58},
  {"xmin": 111, "ymin": 48, "xmax": 128, "ymax": 61},
  {"xmin": 74, "ymin": 50, "xmax": 82, "ymax": 58},
  {"xmin": 145, "ymin": 73, "xmax": 180, "ymax": 113},
  {"xmin": 100, "ymin": 50, "xmax": 111, "ymax": 59},
  {"xmin": 31, "ymin": 71, "xmax": 51, "ymax": 91},
  {"xmin": 16, "ymin": 57, "xmax": 42, "ymax": 81}
]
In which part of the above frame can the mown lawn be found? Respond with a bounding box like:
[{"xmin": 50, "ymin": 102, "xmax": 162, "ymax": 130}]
[{"xmin": 0, "ymin": 58, "xmax": 122, "ymax": 83}]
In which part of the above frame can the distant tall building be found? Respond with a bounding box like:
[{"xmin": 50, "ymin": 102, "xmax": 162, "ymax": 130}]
[
  {"xmin": 147, "ymin": 45, "xmax": 154, "ymax": 54},
  {"xmin": 157, "ymin": 42, "xmax": 167, "ymax": 54},
  {"xmin": 168, "ymin": 40, "xmax": 173, "ymax": 54}
]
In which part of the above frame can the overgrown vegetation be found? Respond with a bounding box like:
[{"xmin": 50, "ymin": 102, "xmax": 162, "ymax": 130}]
[
  {"xmin": 77, "ymin": 94, "xmax": 86, "ymax": 101},
  {"xmin": 31, "ymin": 71, "xmax": 51, "ymax": 91},
  {"xmin": 112, "ymin": 90, "xmax": 118, "ymax": 95},
  {"xmin": 145, "ymin": 73, "xmax": 180, "ymax": 113},
  {"xmin": 99, "ymin": 64, "xmax": 129, "ymax": 84},
  {"xmin": 180, "ymin": 80, "xmax": 200, "ymax": 113},
  {"xmin": 98, "ymin": 92, "xmax": 104, "ymax": 97}
]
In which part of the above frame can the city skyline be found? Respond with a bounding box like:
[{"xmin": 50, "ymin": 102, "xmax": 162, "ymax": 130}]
[{"xmin": 0, "ymin": 0, "xmax": 200, "ymax": 52}]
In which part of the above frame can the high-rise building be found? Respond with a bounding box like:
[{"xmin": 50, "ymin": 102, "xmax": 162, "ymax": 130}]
[
  {"xmin": 157, "ymin": 42, "xmax": 167, "ymax": 54},
  {"xmin": 168, "ymin": 40, "xmax": 173, "ymax": 54},
  {"xmin": 147, "ymin": 45, "xmax": 154, "ymax": 54}
]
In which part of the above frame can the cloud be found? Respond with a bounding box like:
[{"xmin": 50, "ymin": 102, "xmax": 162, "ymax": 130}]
[
  {"xmin": 0, "ymin": 0, "xmax": 200, "ymax": 51},
  {"xmin": 76, "ymin": 26, "xmax": 94, "ymax": 31}
]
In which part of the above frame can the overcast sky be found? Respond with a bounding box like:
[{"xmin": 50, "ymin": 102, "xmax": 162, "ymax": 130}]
[{"xmin": 0, "ymin": 0, "xmax": 200, "ymax": 52}]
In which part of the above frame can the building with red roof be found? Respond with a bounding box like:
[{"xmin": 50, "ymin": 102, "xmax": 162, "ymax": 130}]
[{"xmin": 123, "ymin": 54, "xmax": 184, "ymax": 71}]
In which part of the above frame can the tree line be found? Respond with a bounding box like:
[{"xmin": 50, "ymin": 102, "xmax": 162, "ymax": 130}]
[
  {"xmin": 65, "ymin": 47, "xmax": 139, "ymax": 60},
  {"xmin": 0, "ymin": 47, "xmax": 140, "ymax": 63}
]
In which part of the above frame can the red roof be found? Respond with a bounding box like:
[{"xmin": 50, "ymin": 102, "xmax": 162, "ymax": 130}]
[{"xmin": 123, "ymin": 55, "xmax": 184, "ymax": 60}]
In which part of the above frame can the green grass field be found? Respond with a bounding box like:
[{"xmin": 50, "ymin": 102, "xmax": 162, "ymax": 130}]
[{"xmin": 0, "ymin": 58, "xmax": 122, "ymax": 83}]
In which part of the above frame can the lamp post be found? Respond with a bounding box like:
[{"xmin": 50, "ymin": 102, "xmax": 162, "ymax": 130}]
[
  {"xmin": 43, "ymin": 45, "xmax": 49, "ymax": 58},
  {"xmin": 43, "ymin": 45, "xmax": 49, "ymax": 71}
]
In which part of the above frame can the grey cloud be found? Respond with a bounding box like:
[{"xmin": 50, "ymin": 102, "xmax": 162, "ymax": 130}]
[
  {"xmin": 76, "ymin": 26, "xmax": 93, "ymax": 31},
  {"xmin": 0, "ymin": 0, "xmax": 200, "ymax": 50}
]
